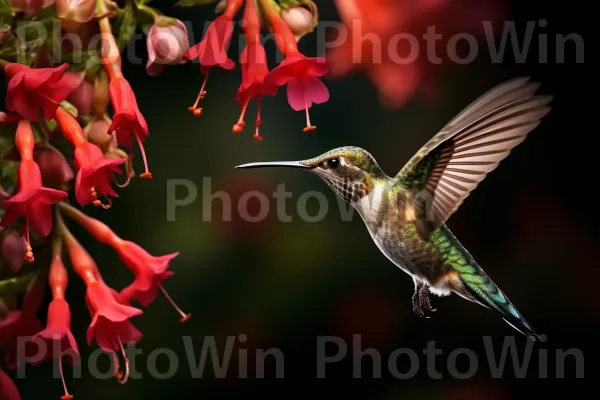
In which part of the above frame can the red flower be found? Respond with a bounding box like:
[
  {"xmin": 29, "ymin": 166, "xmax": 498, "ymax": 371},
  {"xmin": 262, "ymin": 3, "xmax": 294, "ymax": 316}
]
[
  {"xmin": 55, "ymin": 107, "xmax": 124, "ymax": 208},
  {"xmin": 0, "ymin": 368, "xmax": 21, "ymax": 400},
  {"xmin": 85, "ymin": 280, "xmax": 143, "ymax": 352},
  {"xmin": 108, "ymin": 77, "xmax": 152, "ymax": 179},
  {"xmin": 63, "ymin": 229, "xmax": 141, "ymax": 382},
  {"xmin": 328, "ymin": 0, "xmax": 504, "ymax": 107},
  {"xmin": 232, "ymin": 0, "xmax": 279, "ymax": 140},
  {"xmin": 0, "ymin": 121, "xmax": 67, "ymax": 262},
  {"xmin": 34, "ymin": 243, "xmax": 78, "ymax": 400},
  {"xmin": 5, "ymin": 63, "xmax": 76, "ymax": 121},
  {"xmin": 184, "ymin": 0, "xmax": 244, "ymax": 115},
  {"xmin": 58, "ymin": 203, "xmax": 190, "ymax": 323},
  {"xmin": 261, "ymin": 3, "xmax": 331, "ymax": 131}
]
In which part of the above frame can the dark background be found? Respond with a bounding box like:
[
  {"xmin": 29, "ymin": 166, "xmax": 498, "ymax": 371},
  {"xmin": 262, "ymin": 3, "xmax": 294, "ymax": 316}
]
[{"xmin": 13, "ymin": 0, "xmax": 597, "ymax": 398}]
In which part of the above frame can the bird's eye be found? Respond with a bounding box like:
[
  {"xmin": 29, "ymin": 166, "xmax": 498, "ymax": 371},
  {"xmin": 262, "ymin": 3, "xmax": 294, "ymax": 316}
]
[{"xmin": 327, "ymin": 158, "xmax": 340, "ymax": 169}]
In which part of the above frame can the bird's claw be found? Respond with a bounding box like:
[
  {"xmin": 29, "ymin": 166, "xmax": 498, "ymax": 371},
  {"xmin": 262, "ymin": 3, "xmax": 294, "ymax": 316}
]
[{"xmin": 412, "ymin": 286, "xmax": 436, "ymax": 318}]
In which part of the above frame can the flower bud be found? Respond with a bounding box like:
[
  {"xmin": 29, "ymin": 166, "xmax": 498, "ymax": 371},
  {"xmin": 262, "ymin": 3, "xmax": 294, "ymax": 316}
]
[
  {"xmin": 281, "ymin": 6, "xmax": 316, "ymax": 38},
  {"xmin": 93, "ymin": 72, "xmax": 110, "ymax": 116},
  {"xmin": 146, "ymin": 17, "xmax": 189, "ymax": 76},
  {"xmin": 64, "ymin": 73, "xmax": 94, "ymax": 115},
  {"xmin": 34, "ymin": 147, "xmax": 75, "ymax": 190},
  {"xmin": 1, "ymin": 231, "xmax": 26, "ymax": 273},
  {"xmin": 10, "ymin": 0, "xmax": 53, "ymax": 14},
  {"xmin": 56, "ymin": 0, "xmax": 97, "ymax": 31},
  {"xmin": 84, "ymin": 119, "xmax": 116, "ymax": 153}
]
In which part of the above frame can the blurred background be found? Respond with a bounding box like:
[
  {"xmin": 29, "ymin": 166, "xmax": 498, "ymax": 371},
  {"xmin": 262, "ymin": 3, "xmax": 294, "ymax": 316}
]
[{"xmin": 11, "ymin": 0, "xmax": 597, "ymax": 398}]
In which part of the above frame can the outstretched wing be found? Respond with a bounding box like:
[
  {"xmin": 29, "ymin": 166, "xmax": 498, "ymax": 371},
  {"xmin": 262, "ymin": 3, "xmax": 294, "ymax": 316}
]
[{"xmin": 395, "ymin": 78, "xmax": 552, "ymax": 231}]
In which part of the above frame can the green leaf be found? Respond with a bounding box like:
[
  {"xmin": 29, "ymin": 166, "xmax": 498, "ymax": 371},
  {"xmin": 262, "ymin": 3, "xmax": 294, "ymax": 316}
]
[
  {"xmin": 114, "ymin": 0, "xmax": 138, "ymax": 51},
  {"xmin": 174, "ymin": 0, "xmax": 219, "ymax": 8},
  {"xmin": 0, "ymin": 272, "xmax": 38, "ymax": 299}
]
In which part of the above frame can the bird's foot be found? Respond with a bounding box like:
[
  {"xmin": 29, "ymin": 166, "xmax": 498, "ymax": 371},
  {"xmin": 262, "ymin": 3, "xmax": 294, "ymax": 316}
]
[{"xmin": 412, "ymin": 286, "xmax": 437, "ymax": 318}]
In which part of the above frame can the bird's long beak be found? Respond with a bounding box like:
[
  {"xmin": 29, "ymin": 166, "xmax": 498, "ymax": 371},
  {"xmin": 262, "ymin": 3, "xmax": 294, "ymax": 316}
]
[{"xmin": 235, "ymin": 161, "xmax": 313, "ymax": 169}]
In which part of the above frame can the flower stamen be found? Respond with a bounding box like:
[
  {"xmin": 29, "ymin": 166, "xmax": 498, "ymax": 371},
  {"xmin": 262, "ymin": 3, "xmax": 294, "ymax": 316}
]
[
  {"xmin": 302, "ymin": 94, "xmax": 316, "ymax": 132},
  {"xmin": 253, "ymin": 97, "xmax": 263, "ymax": 141},
  {"xmin": 24, "ymin": 217, "xmax": 34, "ymax": 263},
  {"xmin": 158, "ymin": 284, "xmax": 191, "ymax": 323},
  {"xmin": 115, "ymin": 150, "xmax": 133, "ymax": 188},
  {"xmin": 114, "ymin": 337, "xmax": 130, "ymax": 385},
  {"xmin": 134, "ymin": 133, "xmax": 152, "ymax": 179},
  {"xmin": 91, "ymin": 187, "xmax": 112, "ymax": 209},
  {"xmin": 59, "ymin": 354, "xmax": 74, "ymax": 400},
  {"xmin": 188, "ymin": 70, "xmax": 210, "ymax": 116},
  {"xmin": 233, "ymin": 97, "xmax": 250, "ymax": 133}
]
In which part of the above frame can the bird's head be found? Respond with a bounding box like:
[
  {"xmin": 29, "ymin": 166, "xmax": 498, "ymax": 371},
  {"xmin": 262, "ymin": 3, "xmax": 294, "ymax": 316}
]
[{"xmin": 236, "ymin": 147, "xmax": 388, "ymax": 204}]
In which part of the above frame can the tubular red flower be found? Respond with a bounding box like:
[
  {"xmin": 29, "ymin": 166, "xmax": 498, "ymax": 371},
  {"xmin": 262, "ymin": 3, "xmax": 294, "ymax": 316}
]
[
  {"xmin": 260, "ymin": 1, "xmax": 331, "ymax": 131},
  {"xmin": 0, "ymin": 368, "xmax": 21, "ymax": 400},
  {"xmin": 233, "ymin": 0, "xmax": 280, "ymax": 140},
  {"xmin": 55, "ymin": 107, "xmax": 124, "ymax": 208},
  {"xmin": 183, "ymin": 0, "xmax": 243, "ymax": 115},
  {"xmin": 5, "ymin": 63, "xmax": 76, "ymax": 121},
  {"xmin": 0, "ymin": 121, "xmax": 68, "ymax": 263},
  {"xmin": 62, "ymin": 228, "xmax": 142, "ymax": 382},
  {"xmin": 34, "ymin": 240, "xmax": 79, "ymax": 400},
  {"xmin": 58, "ymin": 203, "xmax": 190, "ymax": 322},
  {"xmin": 108, "ymin": 77, "xmax": 152, "ymax": 179}
]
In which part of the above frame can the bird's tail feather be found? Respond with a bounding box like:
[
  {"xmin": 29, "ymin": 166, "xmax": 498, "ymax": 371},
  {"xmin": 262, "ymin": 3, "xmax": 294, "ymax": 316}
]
[{"xmin": 458, "ymin": 269, "xmax": 543, "ymax": 341}]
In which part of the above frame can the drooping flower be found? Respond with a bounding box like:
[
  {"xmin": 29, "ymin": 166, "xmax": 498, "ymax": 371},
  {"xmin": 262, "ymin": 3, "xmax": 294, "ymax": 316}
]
[
  {"xmin": 4, "ymin": 63, "xmax": 75, "ymax": 121},
  {"xmin": 184, "ymin": 0, "xmax": 244, "ymax": 115},
  {"xmin": 0, "ymin": 121, "xmax": 68, "ymax": 262},
  {"xmin": 108, "ymin": 77, "xmax": 152, "ymax": 179},
  {"xmin": 146, "ymin": 17, "xmax": 190, "ymax": 76},
  {"xmin": 34, "ymin": 239, "xmax": 79, "ymax": 400},
  {"xmin": 328, "ymin": 0, "xmax": 505, "ymax": 107},
  {"xmin": 55, "ymin": 107, "xmax": 124, "ymax": 208},
  {"xmin": 262, "ymin": 2, "xmax": 331, "ymax": 131},
  {"xmin": 61, "ymin": 227, "xmax": 142, "ymax": 382},
  {"xmin": 232, "ymin": 0, "xmax": 280, "ymax": 140},
  {"xmin": 0, "ymin": 368, "xmax": 21, "ymax": 400},
  {"xmin": 58, "ymin": 202, "xmax": 190, "ymax": 322}
]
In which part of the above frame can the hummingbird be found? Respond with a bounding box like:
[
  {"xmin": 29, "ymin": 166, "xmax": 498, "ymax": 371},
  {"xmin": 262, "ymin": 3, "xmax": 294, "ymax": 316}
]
[{"xmin": 237, "ymin": 78, "xmax": 551, "ymax": 340}]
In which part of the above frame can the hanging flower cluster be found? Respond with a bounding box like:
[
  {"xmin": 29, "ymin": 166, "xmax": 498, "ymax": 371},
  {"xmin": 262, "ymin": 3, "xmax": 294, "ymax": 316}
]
[
  {"xmin": 0, "ymin": 0, "xmax": 193, "ymax": 398},
  {"xmin": 182, "ymin": 0, "xmax": 329, "ymax": 139}
]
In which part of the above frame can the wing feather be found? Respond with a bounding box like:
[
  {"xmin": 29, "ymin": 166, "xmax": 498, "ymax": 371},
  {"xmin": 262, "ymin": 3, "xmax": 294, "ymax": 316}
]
[{"xmin": 396, "ymin": 78, "xmax": 552, "ymax": 231}]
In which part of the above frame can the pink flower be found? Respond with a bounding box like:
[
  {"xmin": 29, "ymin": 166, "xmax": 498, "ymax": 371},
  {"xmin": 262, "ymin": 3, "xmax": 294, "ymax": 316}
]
[
  {"xmin": 232, "ymin": 0, "xmax": 279, "ymax": 139},
  {"xmin": 85, "ymin": 281, "xmax": 142, "ymax": 353},
  {"xmin": 261, "ymin": 2, "xmax": 331, "ymax": 131},
  {"xmin": 265, "ymin": 53, "xmax": 331, "ymax": 132},
  {"xmin": 183, "ymin": 0, "xmax": 243, "ymax": 115},
  {"xmin": 0, "ymin": 121, "xmax": 68, "ymax": 262},
  {"xmin": 5, "ymin": 63, "xmax": 75, "ymax": 121},
  {"xmin": 55, "ymin": 107, "xmax": 125, "ymax": 207},
  {"xmin": 146, "ymin": 17, "xmax": 189, "ymax": 76},
  {"xmin": 108, "ymin": 77, "xmax": 152, "ymax": 179}
]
